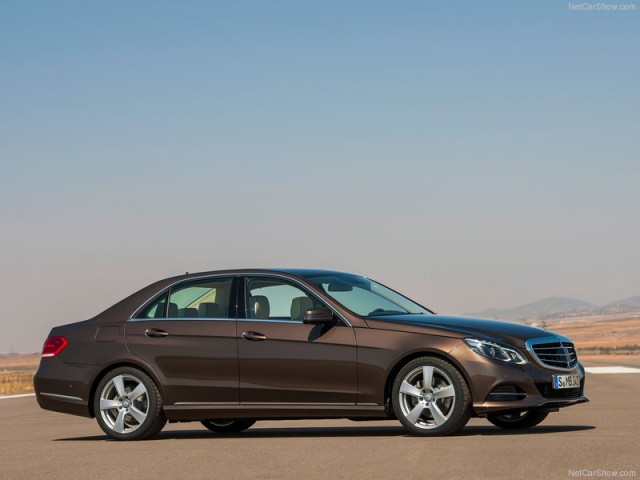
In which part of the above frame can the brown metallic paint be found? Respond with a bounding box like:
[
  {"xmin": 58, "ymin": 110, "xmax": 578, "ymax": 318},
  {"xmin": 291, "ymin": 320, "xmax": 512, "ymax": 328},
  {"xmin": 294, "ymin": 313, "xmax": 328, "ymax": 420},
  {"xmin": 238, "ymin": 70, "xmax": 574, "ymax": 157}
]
[
  {"xmin": 125, "ymin": 319, "xmax": 239, "ymax": 404},
  {"xmin": 237, "ymin": 321, "xmax": 357, "ymax": 404},
  {"xmin": 34, "ymin": 268, "xmax": 587, "ymax": 425},
  {"xmin": 352, "ymin": 326, "xmax": 465, "ymax": 406}
]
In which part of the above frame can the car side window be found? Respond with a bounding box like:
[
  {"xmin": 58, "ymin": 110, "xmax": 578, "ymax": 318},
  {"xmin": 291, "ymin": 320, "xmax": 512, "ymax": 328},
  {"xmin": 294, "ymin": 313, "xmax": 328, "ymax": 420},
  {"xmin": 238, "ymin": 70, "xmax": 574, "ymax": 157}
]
[
  {"xmin": 245, "ymin": 277, "xmax": 325, "ymax": 321},
  {"xmin": 168, "ymin": 277, "xmax": 235, "ymax": 319},
  {"xmin": 137, "ymin": 278, "xmax": 235, "ymax": 319},
  {"xmin": 136, "ymin": 291, "xmax": 169, "ymax": 319}
]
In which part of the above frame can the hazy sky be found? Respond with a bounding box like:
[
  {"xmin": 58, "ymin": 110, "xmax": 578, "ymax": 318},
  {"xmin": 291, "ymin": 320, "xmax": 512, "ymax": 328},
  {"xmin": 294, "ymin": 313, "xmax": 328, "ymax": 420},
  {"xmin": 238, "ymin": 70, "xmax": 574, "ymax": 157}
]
[{"xmin": 1, "ymin": 1, "xmax": 638, "ymax": 352}]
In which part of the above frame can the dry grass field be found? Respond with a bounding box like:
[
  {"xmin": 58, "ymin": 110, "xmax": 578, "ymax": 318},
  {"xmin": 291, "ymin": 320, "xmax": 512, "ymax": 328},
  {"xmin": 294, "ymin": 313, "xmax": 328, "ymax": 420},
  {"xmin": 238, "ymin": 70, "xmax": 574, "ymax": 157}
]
[
  {"xmin": 0, "ymin": 371, "xmax": 35, "ymax": 395},
  {"xmin": 1, "ymin": 314, "xmax": 639, "ymax": 395},
  {"xmin": 0, "ymin": 353, "xmax": 40, "ymax": 371},
  {"xmin": 0, "ymin": 353, "xmax": 39, "ymax": 395},
  {"xmin": 529, "ymin": 313, "xmax": 640, "ymax": 355}
]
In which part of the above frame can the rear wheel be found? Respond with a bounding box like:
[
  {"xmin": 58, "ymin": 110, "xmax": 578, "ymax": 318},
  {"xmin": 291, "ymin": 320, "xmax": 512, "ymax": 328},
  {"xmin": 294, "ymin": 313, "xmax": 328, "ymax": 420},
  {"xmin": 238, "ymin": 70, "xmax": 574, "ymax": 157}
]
[
  {"xmin": 392, "ymin": 357, "xmax": 471, "ymax": 436},
  {"xmin": 93, "ymin": 367, "xmax": 166, "ymax": 440},
  {"xmin": 201, "ymin": 419, "xmax": 256, "ymax": 433},
  {"xmin": 487, "ymin": 410, "xmax": 549, "ymax": 429}
]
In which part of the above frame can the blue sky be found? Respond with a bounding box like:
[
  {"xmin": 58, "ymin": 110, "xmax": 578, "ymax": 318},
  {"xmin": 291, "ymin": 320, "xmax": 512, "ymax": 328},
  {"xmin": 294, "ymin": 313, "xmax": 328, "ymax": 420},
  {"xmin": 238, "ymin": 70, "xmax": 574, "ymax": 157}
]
[{"xmin": 1, "ymin": 1, "xmax": 638, "ymax": 351}]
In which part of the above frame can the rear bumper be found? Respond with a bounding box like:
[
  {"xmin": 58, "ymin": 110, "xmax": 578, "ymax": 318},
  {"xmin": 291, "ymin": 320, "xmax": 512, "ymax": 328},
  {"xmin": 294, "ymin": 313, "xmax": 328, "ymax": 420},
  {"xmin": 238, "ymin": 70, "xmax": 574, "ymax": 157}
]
[
  {"xmin": 35, "ymin": 392, "xmax": 90, "ymax": 418},
  {"xmin": 449, "ymin": 343, "xmax": 588, "ymax": 415},
  {"xmin": 34, "ymin": 357, "xmax": 95, "ymax": 418}
]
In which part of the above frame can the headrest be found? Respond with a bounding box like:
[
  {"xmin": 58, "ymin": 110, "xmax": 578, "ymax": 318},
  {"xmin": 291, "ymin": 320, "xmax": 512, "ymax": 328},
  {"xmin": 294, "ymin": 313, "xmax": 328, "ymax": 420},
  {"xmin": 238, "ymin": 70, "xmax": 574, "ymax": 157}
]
[
  {"xmin": 178, "ymin": 307, "xmax": 198, "ymax": 318},
  {"xmin": 291, "ymin": 296, "xmax": 314, "ymax": 321},
  {"xmin": 198, "ymin": 302, "xmax": 221, "ymax": 318},
  {"xmin": 248, "ymin": 295, "xmax": 270, "ymax": 319},
  {"xmin": 154, "ymin": 303, "xmax": 167, "ymax": 318},
  {"xmin": 167, "ymin": 302, "xmax": 178, "ymax": 318},
  {"xmin": 154, "ymin": 302, "xmax": 178, "ymax": 318}
]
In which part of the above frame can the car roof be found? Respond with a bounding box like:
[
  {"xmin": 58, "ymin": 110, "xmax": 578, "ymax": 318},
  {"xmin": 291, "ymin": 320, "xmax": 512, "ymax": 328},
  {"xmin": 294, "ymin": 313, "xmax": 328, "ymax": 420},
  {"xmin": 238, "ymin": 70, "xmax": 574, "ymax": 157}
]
[
  {"xmin": 185, "ymin": 268, "xmax": 354, "ymax": 278},
  {"xmin": 91, "ymin": 268, "xmax": 357, "ymax": 323}
]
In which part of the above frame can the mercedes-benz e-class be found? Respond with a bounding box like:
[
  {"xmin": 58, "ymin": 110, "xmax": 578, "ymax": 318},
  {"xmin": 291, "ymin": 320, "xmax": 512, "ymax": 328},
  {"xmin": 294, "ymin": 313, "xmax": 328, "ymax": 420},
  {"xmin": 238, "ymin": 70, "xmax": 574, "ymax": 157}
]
[{"xmin": 35, "ymin": 269, "xmax": 587, "ymax": 440}]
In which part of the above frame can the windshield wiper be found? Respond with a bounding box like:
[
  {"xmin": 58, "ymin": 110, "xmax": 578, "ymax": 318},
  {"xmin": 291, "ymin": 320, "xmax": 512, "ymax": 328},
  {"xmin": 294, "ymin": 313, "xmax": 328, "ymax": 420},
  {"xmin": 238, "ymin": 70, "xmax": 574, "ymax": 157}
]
[{"xmin": 367, "ymin": 310, "xmax": 408, "ymax": 316}]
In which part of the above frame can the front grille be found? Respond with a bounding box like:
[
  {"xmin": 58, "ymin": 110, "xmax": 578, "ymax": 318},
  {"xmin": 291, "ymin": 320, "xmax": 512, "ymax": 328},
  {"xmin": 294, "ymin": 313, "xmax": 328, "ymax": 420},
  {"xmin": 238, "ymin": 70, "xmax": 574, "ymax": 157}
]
[
  {"xmin": 535, "ymin": 382, "xmax": 583, "ymax": 399},
  {"xmin": 530, "ymin": 341, "xmax": 578, "ymax": 370}
]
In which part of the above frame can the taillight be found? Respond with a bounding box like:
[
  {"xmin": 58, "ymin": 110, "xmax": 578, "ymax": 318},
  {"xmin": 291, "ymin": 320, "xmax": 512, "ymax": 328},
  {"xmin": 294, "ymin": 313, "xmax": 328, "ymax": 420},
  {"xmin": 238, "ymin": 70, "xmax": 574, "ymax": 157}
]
[{"xmin": 41, "ymin": 336, "xmax": 68, "ymax": 358}]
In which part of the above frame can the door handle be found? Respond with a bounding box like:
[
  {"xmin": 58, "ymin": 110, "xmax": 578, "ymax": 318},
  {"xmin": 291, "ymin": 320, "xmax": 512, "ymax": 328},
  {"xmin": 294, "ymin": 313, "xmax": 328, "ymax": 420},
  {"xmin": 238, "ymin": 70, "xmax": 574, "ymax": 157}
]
[
  {"xmin": 145, "ymin": 328, "xmax": 169, "ymax": 338},
  {"xmin": 242, "ymin": 331, "xmax": 267, "ymax": 341}
]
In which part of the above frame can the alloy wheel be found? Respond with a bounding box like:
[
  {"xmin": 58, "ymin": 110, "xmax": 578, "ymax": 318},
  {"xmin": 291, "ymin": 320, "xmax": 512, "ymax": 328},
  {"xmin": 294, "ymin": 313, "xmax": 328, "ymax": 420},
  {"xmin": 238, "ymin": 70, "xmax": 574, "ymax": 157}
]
[
  {"xmin": 99, "ymin": 374, "xmax": 149, "ymax": 434},
  {"xmin": 398, "ymin": 365, "xmax": 456, "ymax": 429}
]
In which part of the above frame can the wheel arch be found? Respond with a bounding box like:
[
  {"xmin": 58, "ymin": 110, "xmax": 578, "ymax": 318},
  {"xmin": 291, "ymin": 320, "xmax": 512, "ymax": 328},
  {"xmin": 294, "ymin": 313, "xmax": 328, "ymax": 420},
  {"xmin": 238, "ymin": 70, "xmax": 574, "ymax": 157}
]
[
  {"xmin": 87, "ymin": 359, "xmax": 166, "ymax": 418},
  {"xmin": 383, "ymin": 349, "xmax": 474, "ymax": 410}
]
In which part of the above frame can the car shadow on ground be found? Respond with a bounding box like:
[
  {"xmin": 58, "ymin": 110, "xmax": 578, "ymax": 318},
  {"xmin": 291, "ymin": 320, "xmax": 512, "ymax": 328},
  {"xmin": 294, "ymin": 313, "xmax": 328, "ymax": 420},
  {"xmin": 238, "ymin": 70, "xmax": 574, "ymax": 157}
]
[
  {"xmin": 55, "ymin": 424, "xmax": 595, "ymax": 441},
  {"xmin": 456, "ymin": 425, "xmax": 595, "ymax": 436}
]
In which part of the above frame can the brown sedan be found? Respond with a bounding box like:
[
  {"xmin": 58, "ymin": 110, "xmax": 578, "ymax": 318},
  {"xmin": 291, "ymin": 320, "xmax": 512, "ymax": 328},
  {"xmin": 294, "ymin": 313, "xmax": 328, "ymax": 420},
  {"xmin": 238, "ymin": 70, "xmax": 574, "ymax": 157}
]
[{"xmin": 34, "ymin": 269, "xmax": 587, "ymax": 440}]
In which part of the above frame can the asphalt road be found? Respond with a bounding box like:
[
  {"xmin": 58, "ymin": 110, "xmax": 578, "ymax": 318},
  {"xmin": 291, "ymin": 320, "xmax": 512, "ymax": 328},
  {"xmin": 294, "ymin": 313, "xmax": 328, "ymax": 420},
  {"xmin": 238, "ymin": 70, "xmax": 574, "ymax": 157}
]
[{"xmin": 1, "ymin": 360, "xmax": 638, "ymax": 480}]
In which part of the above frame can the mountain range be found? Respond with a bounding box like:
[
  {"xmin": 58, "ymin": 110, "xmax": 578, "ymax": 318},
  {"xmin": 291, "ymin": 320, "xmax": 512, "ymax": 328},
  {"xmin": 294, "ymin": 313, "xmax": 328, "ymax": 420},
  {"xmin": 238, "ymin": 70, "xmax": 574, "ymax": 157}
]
[{"xmin": 466, "ymin": 295, "xmax": 640, "ymax": 322}]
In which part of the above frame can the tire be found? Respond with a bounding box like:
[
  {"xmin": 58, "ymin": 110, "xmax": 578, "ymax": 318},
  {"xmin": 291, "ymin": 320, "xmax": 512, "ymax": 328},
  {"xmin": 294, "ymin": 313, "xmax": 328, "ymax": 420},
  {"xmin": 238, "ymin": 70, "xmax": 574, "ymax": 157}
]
[
  {"xmin": 201, "ymin": 419, "xmax": 256, "ymax": 433},
  {"xmin": 392, "ymin": 356, "xmax": 471, "ymax": 436},
  {"xmin": 93, "ymin": 366, "xmax": 166, "ymax": 440},
  {"xmin": 487, "ymin": 410, "xmax": 549, "ymax": 429}
]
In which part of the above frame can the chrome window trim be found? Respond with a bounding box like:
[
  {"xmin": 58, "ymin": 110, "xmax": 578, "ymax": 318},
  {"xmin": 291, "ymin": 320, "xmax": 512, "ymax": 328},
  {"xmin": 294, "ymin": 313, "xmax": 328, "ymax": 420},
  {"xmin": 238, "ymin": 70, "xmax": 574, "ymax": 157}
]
[
  {"xmin": 525, "ymin": 335, "xmax": 579, "ymax": 372},
  {"xmin": 131, "ymin": 317, "xmax": 313, "ymax": 324},
  {"xmin": 128, "ymin": 272, "xmax": 352, "ymax": 327},
  {"xmin": 129, "ymin": 317, "xmax": 235, "ymax": 323},
  {"xmin": 237, "ymin": 318, "xmax": 352, "ymax": 326},
  {"xmin": 128, "ymin": 273, "xmax": 239, "ymax": 321},
  {"xmin": 238, "ymin": 318, "xmax": 302, "ymax": 325}
]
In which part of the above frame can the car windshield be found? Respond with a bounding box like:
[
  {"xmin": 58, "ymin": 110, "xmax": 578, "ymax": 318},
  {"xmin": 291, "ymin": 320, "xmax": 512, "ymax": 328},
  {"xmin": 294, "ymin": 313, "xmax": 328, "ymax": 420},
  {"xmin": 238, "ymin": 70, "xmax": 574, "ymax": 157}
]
[{"xmin": 300, "ymin": 273, "xmax": 430, "ymax": 317}]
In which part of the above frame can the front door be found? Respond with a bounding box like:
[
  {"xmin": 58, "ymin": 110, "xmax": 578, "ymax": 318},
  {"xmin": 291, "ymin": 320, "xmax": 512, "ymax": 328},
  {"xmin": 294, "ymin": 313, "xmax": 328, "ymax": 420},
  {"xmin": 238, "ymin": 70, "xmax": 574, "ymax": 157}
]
[
  {"xmin": 237, "ymin": 276, "xmax": 357, "ymax": 405},
  {"xmin": 125, "ymin": 276, "xmax": 239, "ymax": 405}
]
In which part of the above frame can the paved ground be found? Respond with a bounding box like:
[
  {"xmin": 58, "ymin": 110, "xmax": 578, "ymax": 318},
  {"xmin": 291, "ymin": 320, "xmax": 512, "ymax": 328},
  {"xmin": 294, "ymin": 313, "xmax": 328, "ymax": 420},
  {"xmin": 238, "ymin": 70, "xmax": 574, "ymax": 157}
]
[{"xmin": 1, "ymin": 360, "xmax": 639, "ymax": 480}]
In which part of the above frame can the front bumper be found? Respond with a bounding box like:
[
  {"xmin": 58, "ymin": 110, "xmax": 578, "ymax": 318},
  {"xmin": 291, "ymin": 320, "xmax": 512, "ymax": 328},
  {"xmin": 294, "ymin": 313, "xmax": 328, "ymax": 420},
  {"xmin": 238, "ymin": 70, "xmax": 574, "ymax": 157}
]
[{"xmin": 449, "ymin": 342, "xmax": 588, "ymax": 415}]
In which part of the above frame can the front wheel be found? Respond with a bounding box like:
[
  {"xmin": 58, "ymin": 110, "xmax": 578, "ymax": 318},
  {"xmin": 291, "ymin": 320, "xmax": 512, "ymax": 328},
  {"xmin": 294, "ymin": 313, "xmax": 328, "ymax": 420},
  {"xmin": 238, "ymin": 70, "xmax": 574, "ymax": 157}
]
[
  {"xmin": 392, "ymin": 357, "xmax": 471, "ymax": 436},
  {"xmin": 487, "ymin": 410, "xmax": 549, "ymax": 429},
  {"xmin": 201, "ymin": 419, "xmax": 256, "ymax": 433},
  {"xmin": 93, "ymin": 367, "xmax": 166, "ymax": 440}
]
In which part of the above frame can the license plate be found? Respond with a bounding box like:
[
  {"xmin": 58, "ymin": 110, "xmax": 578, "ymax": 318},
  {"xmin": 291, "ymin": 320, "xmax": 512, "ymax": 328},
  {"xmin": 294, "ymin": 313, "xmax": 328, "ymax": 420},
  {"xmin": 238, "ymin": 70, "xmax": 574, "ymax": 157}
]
[{"xmin": 553, "ymin": 374, "xmax": 580, "ymax": 389}]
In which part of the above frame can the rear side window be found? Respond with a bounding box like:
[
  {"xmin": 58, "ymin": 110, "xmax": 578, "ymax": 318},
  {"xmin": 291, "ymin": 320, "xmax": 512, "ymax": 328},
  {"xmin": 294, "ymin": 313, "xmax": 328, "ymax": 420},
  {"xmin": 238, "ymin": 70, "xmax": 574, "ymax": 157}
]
[
  {"xmin": 136, "ymin": 277, "xmax": 235, "ymax": 319},
  {"xmin": 168, "ymin": 277, "xmax": 234, "ymax": 319},
  {"xmin": 136, "ymin": 291, "xmax": 169, "ymax": 319}
]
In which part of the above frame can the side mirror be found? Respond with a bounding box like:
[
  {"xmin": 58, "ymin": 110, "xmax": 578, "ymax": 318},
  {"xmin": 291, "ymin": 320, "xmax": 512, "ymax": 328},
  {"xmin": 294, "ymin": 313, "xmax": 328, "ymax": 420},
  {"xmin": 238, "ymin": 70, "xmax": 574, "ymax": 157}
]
[{"xmin": 303, "ymin": 308, "xmax": 336, "ymax": 325}]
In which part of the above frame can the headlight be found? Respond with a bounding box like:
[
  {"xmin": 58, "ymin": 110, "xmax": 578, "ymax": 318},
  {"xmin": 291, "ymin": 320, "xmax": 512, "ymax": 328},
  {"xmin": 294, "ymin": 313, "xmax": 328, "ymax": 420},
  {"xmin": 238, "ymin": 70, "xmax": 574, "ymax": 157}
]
[{"xmin": 464, "ymin": 338, "xmax": 527, "ymax": 365}]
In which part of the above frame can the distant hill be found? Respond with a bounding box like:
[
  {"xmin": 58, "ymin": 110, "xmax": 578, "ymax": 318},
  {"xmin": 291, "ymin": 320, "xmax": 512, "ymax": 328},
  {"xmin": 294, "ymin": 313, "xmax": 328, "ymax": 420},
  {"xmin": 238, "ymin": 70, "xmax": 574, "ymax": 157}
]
[
  {"xmin": 467, "ymin": 295, "xmax": 640, "ymax": 322},
  {"xmin": 601, "ymin": 296, "xmax": 640, "ymax": 314}
]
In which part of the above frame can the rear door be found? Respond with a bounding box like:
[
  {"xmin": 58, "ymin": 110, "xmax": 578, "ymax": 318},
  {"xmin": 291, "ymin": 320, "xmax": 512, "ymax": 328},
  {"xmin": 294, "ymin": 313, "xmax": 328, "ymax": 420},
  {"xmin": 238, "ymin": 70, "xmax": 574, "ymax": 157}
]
[
  {"xmin": 125, "ymin": 276, "xmax": 239, "ymax": 405},
  {"xmin": 237, "ymin": 275, "xmax": 357, "ymax": 404}
]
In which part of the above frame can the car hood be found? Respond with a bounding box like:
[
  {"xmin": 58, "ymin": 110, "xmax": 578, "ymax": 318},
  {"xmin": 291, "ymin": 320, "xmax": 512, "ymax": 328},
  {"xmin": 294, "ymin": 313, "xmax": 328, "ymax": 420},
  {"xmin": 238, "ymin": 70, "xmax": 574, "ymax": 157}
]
[{"xmin": 365, "ymin": 314, "xmax": 553, "ymax": 348}]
